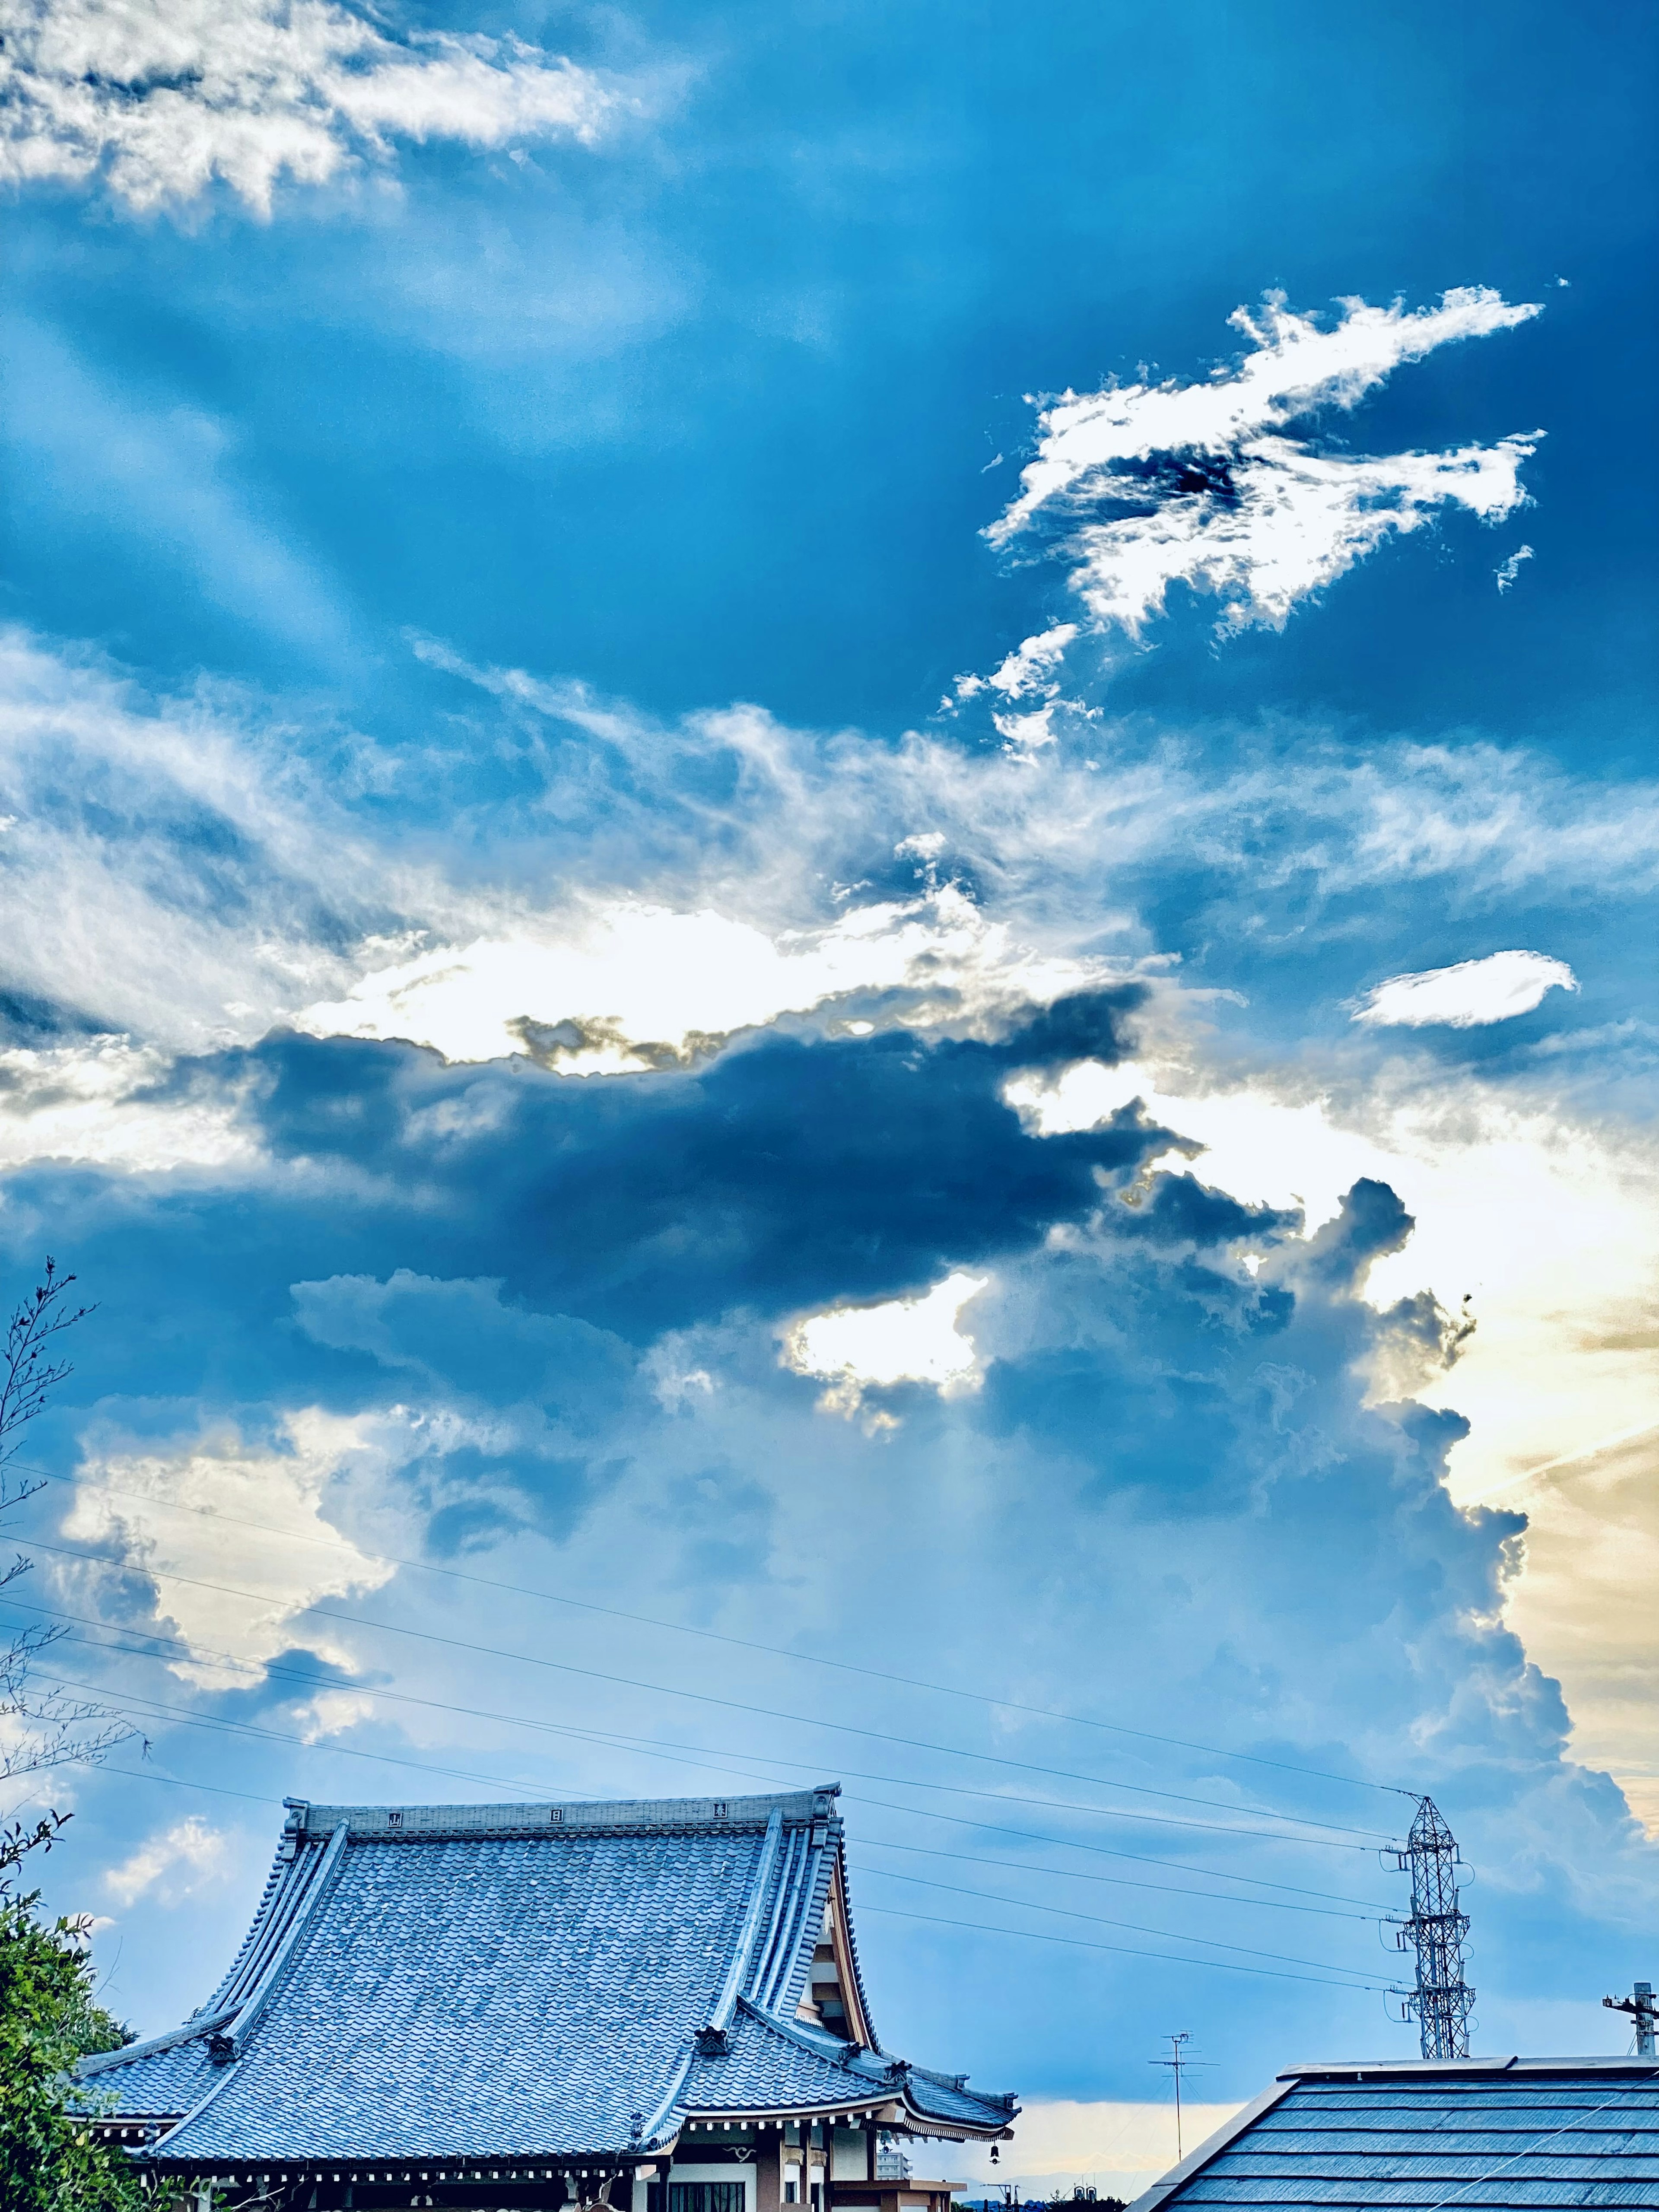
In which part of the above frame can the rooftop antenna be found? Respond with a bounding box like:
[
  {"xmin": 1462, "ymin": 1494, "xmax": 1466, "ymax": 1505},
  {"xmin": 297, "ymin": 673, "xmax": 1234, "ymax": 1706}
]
[
  {"xmin": 1151, "ymin": 2033, "xmax": 1193, "ymax": 2162},
  {"xmin": 1604, "ymin": 1980, "xmax": 1657, "ymax": 2056},
  {"xmin": 1389, "ymin": 1797, "xmax": 1475, "ymax": 2059}
]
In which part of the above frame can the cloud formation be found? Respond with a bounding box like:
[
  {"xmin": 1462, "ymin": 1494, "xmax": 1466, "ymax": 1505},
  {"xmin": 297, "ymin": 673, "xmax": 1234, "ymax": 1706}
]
[
  {"xmin": 986, "ymin": 289, "xmax": 1541, "ymax": 636},
  {"xmin": 784, "ymin": 1269, "xmax": 989, "ymax": 1419},
  {"xmin": 1352, "ymin": 950, "xmax": 1579, "ymax": 1029},
  {"xmin": 0, "ymin": 0, "xmax": 620, "ymax": 214},
  {"xmin": 102, "ymin": 1815, "xmax": 229, "ymax": 1906},
  {"xmin": 295, "ymin": 890, "xmax": 1108, "ymax": 1070},
  {"xmin": 8, "ymin": 628, "xmax": 1656, "ymax": 2081},
  {"xmin": 65, "ymin": 1409, "xmax": 400, "ymax": 1675}
]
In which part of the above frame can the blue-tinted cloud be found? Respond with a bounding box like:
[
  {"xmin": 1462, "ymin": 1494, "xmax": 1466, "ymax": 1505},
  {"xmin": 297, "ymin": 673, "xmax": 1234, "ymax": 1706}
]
[{"xmin": 1, "ymin": 0, "xmax": 1655, "ymax": 2134}]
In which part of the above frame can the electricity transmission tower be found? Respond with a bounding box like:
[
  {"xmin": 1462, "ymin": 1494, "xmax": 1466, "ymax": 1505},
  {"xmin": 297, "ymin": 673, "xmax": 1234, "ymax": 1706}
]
[{"xmin": 1391, "ymin": 1797, "xmax": 1475, "ymax": 2059}]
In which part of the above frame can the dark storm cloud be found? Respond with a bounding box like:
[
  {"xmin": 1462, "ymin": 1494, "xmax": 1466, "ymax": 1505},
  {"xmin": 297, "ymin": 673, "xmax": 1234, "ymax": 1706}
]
[
  {"xmin": 247, "ymin": 989, "xmax": 1161, "ymax": 1337},
  {"xmin": 1, "ymin": 991, "xmax": 1162, "ymax": 1446}
]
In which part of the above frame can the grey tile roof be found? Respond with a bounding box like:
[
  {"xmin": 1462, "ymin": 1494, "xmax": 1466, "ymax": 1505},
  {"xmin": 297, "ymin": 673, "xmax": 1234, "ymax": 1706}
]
[
  {"xmin": 75, "ymin": 1786, "xmax": 1015, "ymax": 2168},
  {"xmin": 1130, "ymin": 2059, "xmax": 1659, "ymax": 2210},
  {"xmin": 902, "ymin": 2067, "xmax": 1018, "ymax": 2129},
  {"xmin": 684, "ymin": 2002, "xmax": 900, "ymax": 2114}
]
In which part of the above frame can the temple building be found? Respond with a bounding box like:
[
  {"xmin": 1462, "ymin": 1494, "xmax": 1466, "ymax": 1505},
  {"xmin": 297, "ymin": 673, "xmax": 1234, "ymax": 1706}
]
[{"xmin": 76, "ymin": 1784, "xmax": 1017, "ymax": 2209}]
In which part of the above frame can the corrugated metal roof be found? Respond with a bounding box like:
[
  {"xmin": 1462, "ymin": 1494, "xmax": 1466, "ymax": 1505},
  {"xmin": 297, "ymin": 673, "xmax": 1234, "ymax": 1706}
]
[
  {"xmin": 1131, "ymin": 2062, "xmax": 1659, "ymax": 2210},
  {"xmin": 74, "ymin": 1786, "xmax": 1015, "ymax": 2168}
]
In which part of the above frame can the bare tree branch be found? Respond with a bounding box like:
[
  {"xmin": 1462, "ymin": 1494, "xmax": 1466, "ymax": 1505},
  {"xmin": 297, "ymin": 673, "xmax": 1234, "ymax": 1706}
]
[{"xmin": 0, "ymin": 1262, "xmax": 134, "ymax": 1786}]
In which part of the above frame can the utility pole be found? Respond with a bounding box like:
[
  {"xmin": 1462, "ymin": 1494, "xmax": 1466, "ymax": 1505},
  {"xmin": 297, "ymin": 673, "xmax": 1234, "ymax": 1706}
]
[
  {"xmin": 1604, "ymin": 1981, "xmax": 1658, "ymax": 2056},
  {"xmin": 1152, "ymin": 2034, "xmax": 1192, "ymax": 2163},
  {"xmin": 1391, "ymin": 1797, "xmax": 1475, "ymax": 2059}
]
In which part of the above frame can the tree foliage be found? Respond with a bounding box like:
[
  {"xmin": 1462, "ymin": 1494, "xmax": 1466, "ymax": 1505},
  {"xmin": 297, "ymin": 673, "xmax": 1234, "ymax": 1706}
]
[
  {"xmin": 0, "ymin": 1817, "xmax": 139, "ymax": 2212},
  {"xmin": 0, "ymin": 1265, "xmax": 140, "ymax": 2206}
]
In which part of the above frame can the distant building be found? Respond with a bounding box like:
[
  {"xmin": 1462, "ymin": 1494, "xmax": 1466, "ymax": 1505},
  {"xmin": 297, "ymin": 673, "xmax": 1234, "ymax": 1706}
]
[
  {"xmin": 1127, "ymin": 2054, "xmax": 1659, "ymax": 2209},
  {"xmin": 77, "ymin": 1786, "xmax": 1016, "ymax": 2211}
]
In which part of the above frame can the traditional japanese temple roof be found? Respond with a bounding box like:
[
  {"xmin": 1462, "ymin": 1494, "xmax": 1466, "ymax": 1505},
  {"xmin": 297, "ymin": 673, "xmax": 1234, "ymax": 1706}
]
[
  {"xmin": 77, "ymin": 1785, "xmax": 1017, "ymax": 2173},
  {"xmin": 1127, "ymin": 2056, "xmax": 1659, "ymax": 2210}
]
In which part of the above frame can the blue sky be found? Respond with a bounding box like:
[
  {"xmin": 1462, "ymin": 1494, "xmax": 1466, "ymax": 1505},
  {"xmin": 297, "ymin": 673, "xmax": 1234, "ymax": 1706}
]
[{"xmin": 1, "ymin": 0, "xmax": 1657, "ymax": 2192}]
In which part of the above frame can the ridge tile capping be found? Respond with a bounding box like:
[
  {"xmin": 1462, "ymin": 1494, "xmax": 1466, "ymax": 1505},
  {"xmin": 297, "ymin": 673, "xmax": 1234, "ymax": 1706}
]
[{"xmin": 288, "ymin": 1786, "xmax": 839, "ymax": 1839}]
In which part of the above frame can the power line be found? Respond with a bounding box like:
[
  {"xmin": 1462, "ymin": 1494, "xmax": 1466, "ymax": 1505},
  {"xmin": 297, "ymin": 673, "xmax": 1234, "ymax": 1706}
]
[
  {"xmin": 6, "ymin": 1763, "xmax": 283, "ymax": 1815},
  {"xmin": 11, "ymin": 1538, "xmax": 1395, "ymax": 1847},
  {"xmin": 28, "ymin": 1669, "xmax": 617, "ymax": 1801},
  {"xmin": 852, "ymin": 1834, "xmax": 1382, "ymax": 1921},
  {"xmin": 9, "ymin": 1466, "xmax": 1400, "ymax": 1800},
  {"xmin": 846, "ymin": 1794, "xmax": 1392, "ymax": 1908},
  {"xmin": 847, "ymin": 1862, "xmax": 1381, "ymax": 1983},
  {"xmin": 4, "ymin": 1595, "xmax": 1396, "ymax": 1900},
  {"xmin": 855, "ymin": 1902, "xmax": 1393, "ymax": 1994},
  {"xmin": 44, "ymin": 1610, "xmax": 1382, "ymax": 1914},
  {"xmin": 21, "ymin": 1666, "xmax": 1382, "ymax": 1991}
]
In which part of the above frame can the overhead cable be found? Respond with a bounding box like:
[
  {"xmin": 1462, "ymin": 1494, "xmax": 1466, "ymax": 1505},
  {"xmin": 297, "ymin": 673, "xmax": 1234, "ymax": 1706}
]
[
  {"xmin": 10, "ymin": 1466, "xmax": 1402, "ymax": 1799},
  {"xmin": 11, "ymin": 1538, "xmax": 1395, "ymax": 1849}
]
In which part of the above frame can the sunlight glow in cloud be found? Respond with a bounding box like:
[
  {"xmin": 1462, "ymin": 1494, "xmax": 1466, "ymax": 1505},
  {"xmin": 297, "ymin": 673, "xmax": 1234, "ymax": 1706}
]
[
  {"xmin": 985, "ymin": 289, "xmax": 1541, "ymax": 636},
  {"xmin": 0, "ymin": 1038, "xmax": 255, "ymax": 1173},
  {"xmin": 1005, "ymin": 1049, "xmax": 1659, "ymax": 1815},
  {"xmin": 296, "ymin": 891, "xmax": 1104, "ymax": 1069},
  {"xmin": 64, "ymin": 1409, "xmax": 401, "ymax": 1678},
  {"xmin": 0, "ymin": 0, "xmax": 620, "ymax": 214},
  {"xmin": 1352, "ymin": 949, "xmax": 1578, "ymax": 1028},
  {"xmin": 783, "ymin": 1270, "xmax": 989, "ymax": 1418}
]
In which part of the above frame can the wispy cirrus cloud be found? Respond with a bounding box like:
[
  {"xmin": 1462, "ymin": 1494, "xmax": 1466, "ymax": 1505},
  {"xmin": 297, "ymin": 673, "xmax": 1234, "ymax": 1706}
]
[
  {"xmin": 0, "ymin": 628, "xmax": 1652, "ymax": 1086},
  {"xmin": 0, "ymin": 0, "xmax": 629, "ymax": 215},
  {"xmin": 985, "ymin": 288, "xmax": 1542, "ymax": 638}
]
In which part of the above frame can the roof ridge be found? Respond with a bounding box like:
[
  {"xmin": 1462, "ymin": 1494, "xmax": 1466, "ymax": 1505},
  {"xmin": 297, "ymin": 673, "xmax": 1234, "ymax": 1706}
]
[
  {"xmin": 1278, "ymin": 2054, "xmax": 1659, "ymax": 2076},
  {"xmin": 776, "ymin": 1818, "xmax": 840, "ymax": 2019},
  {"xmin": 205, "ymin": 1822, "xmax": 350, "ymax": 2067},
  {"xmin": 289, "ymin": 1788, "xmax": 839, "ymax": 1840},
  {"xmin": 76, "ymin": 2008, "xmax": 237, "ymax": 2079},
  {"xmin": 701, "ymin": 1808, "xmax": 786, "ymax": 2050},
  {"xmin": 734, "ymin": 1998, "xmax": 897, "ymax": 2078}
]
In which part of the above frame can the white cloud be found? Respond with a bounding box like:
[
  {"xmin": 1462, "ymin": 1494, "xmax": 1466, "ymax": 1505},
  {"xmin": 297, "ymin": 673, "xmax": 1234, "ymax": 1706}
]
[
  {"xmin": 955, "ymin": 624, "xmax": 1079, "ymax": 702},
  {"xmin": 64, "ymin": 1408, "xmax": 404, "ymax": 1676},
  {"xmin": 1063, "ymin": 432, "xmax": 1538, "ymax": 636},
  {"xmin": 0, "ymin": 0, "xmax": 622, "ymax": 215},
  {"xmin": 783, "ymin": 1271, "xmax": 989, "ymax": 1419},
  {"xmin": 0, "ymin": 1038, "xmax": 254, "ymax": 1173},
  {"xmin": 983, "ymin": 289, "xmax": 1541, "ymax": 639},
  {"xmin": 0, "ymin": 629, "xmax": 398, "ymax": 1052},
  {"xmin": 952, "ymin": 625, "xmax": 1085, "ymax": 756},
  {"xmin": 103, "ymin": 1815, "xmax": 230, "ymax": 1906},
  {"xmin": 294, "ymin": 889, "xmax": 1107, "ymax": 1069},
  {"xmin": 1496, "ymin": 543, "xmax": 1535, "ymax": 592},
  {"xmin": 1352, "ymin": 950, "xmax": 1578, "ymax": 1029},
  {"xmin": 0, "ymin": 632, "xmax": 1650, "ymax": 1147}
]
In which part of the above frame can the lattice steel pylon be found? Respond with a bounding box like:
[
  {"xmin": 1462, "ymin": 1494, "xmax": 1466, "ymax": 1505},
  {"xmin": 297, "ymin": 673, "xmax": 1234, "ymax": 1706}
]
[{"xmin": 1392, "ymin": 1796, "xmax": 1475, "ymax": 2059}]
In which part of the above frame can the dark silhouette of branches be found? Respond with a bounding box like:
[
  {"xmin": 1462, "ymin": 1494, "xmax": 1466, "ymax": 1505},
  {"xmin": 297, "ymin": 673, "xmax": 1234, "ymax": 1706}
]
[{"xmin": 0, "ymin": 1263, "xmax": 132, "ymax": 1786}]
